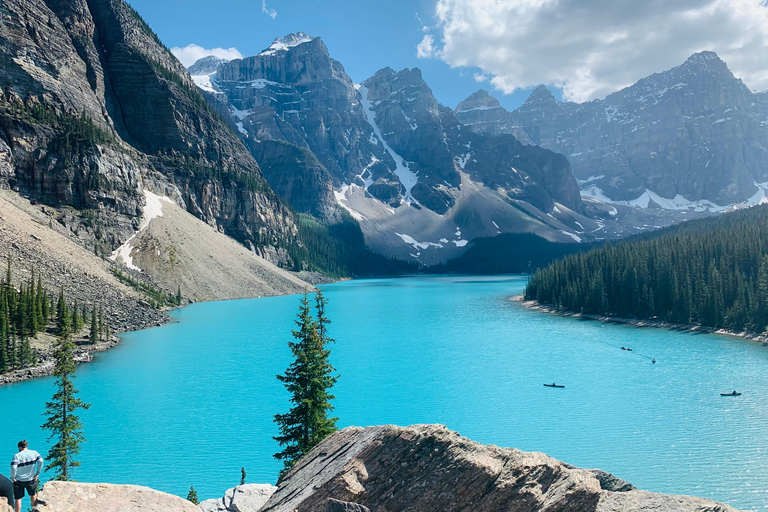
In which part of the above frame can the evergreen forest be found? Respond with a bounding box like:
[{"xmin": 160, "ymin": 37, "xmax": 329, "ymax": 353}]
[
  {"xmin": 1, "ymin": 260, "xmax": 104, "ymax": 374},
  {"xmin": 524, "ymin": 205, "xmax": 768, "ymax": 333}
]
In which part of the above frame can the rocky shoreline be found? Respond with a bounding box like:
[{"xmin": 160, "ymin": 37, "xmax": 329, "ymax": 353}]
[
  {"xmin": 0, "ymin": 316, "xmax": 170, "ymax": 386},
  {"xmin": 513, "ymin": 295, "xmax": 768, "ymax": 345}
]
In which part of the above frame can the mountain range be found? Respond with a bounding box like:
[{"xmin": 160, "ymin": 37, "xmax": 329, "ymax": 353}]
[
  {"xmin": 190, "ymin": 33, "xmax": 636, "ymax": 264},
  {"xmin": 2, "ymin": 0, "xmax": 766, "ymax": 285},
  {"xmin": 455, "ymin": 52, "xmax": 768, "ymax": 210}
]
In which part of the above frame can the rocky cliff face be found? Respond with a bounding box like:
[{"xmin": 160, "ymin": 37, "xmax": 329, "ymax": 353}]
[
  {"xmin": 457, "ymin": 52, "xmax": 768, "ymax": 208},
  {"xmin": 190, "ymin": 34, "xmax": 601, "ymax": 264},
  {"xmin": 0, "ymin": 0, "xmax": 296, "ymax": 265}
]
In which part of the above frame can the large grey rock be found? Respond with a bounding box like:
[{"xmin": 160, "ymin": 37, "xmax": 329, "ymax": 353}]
[
  {"xmin": 229, "ymin": 484, "xmax": 277, "ymax": 512},
  {"xmin": 201, "ymin": 484, "xmax": 277, "ymax": 512},
  {"xmin": 199, "ymin": 498, "xmax": 229, "ymax": 512},
  {"xmin": 32, "ymin": 481, "xmax": 200, "ymax": 512},
  {"xmin": 260, "ymin": 424, "xmax": 741, "ymax": 512}
]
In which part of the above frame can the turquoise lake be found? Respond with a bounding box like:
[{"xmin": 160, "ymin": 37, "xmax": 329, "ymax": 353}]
[{"xmin": 2, "ymin": 275, "xmax": 768, "ymax": 509}]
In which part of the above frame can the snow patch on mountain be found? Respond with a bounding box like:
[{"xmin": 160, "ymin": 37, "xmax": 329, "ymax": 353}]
[
  {"xmin": 356, "ymin": 84, "xmax": 419, "ymax": 203},
  {"xmin": 742, "ymin": 181, "xmax": 768, "ymax": 207},
  {"xmin": 396, "ymin": 233, "xmax": 444, "ymax": 250},
  {"xmin": 110, "ymin": 191, "xmax": 175, "ymax": 271},
  {"xmin": 581, "ymin": 185, "xmax": 744, "ymax": 213},
  {"xmin": 259, "ymin": 32, "xmax": 315, "ymax": 56},
  {"xmin": 191, "ymin": 74, "xmax": 221, "ymax": 94}
]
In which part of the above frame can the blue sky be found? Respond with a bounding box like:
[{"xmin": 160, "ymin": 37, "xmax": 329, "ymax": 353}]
[
  {"xmin": 127, "ymin": 0, "xmax": 539, "ymax": 111},
  {"xmin": 128, "ymin": 0, "xmax": 768, "ymax": 108}
]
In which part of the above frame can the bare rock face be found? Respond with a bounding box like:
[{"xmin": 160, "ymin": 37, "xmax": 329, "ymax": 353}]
[
  {"xmin": 32, "ymin": 482, "xmax": 200, "ymax": 512},
  {"xmin": 325, "ymin": 499, "xmax": 370, "ymax": 512},
  {"xmin": 0, "ymin": 0, "xmax": 297, "ymax": 265},
  {"xmin": 261, "ymin": 424, "xmax": 741, "ymax": 512}
]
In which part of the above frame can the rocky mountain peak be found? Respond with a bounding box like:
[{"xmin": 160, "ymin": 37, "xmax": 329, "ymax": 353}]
[
  {"xmin": 259, "ymin": 32, "xmax": 316, "ymax": 56},
  {"xmin": 667, "ymin": 51, "xmax": 743, "ymax": 89},
  {"xmin": 364, "ymin": 67, "xmax": 437, "ymax": 109},
  {"xmin": 455, "ymin": 89, "xmax": 501, "ymax": 113},
  {"xmin": 525, "ymin": 85, "xmax": 557, "ymax": 105},
  {"xmin": 187, "ymin": 55, "xmax": 226, "ymax": 76}
]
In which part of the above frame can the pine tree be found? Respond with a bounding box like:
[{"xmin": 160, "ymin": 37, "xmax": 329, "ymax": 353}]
[
  {"xmin": 273, "ymin": 291, "xmax": 338, "ymax": 476},
  {"xmin": 0, "ymin": 307, "xmax": 7, "ymax": 373},
  {"xmin": 5, "ymin": 257, "xmax": 11, "ymax": 290},
  {"xmin": 72, "ymin": 299, "xmax": 81, "ymax": 333},
  {"xmin": 17, "ymin": 332, "xmax": 32, "ymax": 368},
  {"xmin": 89, "ymin": 307, "xmax": 98, "ymax": 344},
  {"xmin": 186, "ymin": 486, "xmax": 199, "ymax": 505},
  {"xmin": 41, "ymin": 303, "xmax": 91, "ymax": 481},
  {"xmin": 98, "ymin": 306, "xmax": 103, "ymax": 341},
  {"xmin": 56, "ymin": 290, "xmax": 70, "ymax": 336},
  {"xmin": 309, "ymin": 290, "xmax": 338, "ymax": 447}
]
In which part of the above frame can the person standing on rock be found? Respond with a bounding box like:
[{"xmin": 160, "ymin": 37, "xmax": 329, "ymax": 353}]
[
  {"xmin": 0, "ymin": 473, "xmax": 13, "ymax": 508},
  {"xmin": 10, "ymin": 440, "xmax": 43, "ymax": 512}
]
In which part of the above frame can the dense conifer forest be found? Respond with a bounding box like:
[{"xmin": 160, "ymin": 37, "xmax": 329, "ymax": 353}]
[
  {"xmin": 524, "ymin": 205, "xmax": 768, "ymax": 333},
  {"xmin": 1, "ymin": 260, "xmax": 103, "ymax": 374},
  {"xmin": 290, "ymin": 212, "xmax": 419, "ymax": 277}
]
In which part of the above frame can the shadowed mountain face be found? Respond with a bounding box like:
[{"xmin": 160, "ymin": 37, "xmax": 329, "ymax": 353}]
[
  {"xmin": 457, "ymin": 52, "xmax": 768, "ymax": 208},
  {"xmin": 189, "ymin": 34, "xmax": 597, "ymax": 263},
  {"xmin": 0, "ymin": 0, "xmax": 297, "ymax": 264}
]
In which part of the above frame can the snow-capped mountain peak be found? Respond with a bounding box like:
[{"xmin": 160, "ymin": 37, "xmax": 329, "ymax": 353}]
[
  {"xmin": 187, "ymin": 55, "xmax": 227, "ymax": 76},
  {"xmin": 259, "ymin": 32, "xmax": 315, "ymax": 56}
]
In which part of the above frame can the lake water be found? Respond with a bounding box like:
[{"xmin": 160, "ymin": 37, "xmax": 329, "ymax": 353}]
[{"xmin": 1, "ymin": 276, "xmax": 767, "ymax": 510}]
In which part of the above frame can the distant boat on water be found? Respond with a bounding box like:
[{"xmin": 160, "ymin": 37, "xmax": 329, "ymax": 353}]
[
  {"xmin": 721, "ymin": 391, "xmax": 741, "ymax": 396},
  {"xmin": 544, "ymin": 383, "xmax": 565, "ymax": 388}
]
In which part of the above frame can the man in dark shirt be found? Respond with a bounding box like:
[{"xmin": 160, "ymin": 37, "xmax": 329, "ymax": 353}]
[{"xmin": 0, "ymin": 473, "xmax": 13, "ymax": 507}]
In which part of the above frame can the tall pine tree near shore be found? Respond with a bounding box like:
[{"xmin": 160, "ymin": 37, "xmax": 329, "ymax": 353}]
[
  {"xmin": 273, "ymin": 290, "xmax": 338, "ymax": 476},
  {"xmin": 41, "ymin": 303, "xmax": 91, "ymax": 481}
]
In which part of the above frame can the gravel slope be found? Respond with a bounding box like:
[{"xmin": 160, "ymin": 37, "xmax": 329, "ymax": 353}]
[{"xmin": 124, "ymin": 194, "xmax": 311, "ymax": 301}]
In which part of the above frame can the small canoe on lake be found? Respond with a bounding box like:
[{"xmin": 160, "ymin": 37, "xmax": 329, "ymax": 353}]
[
  {"xmin": 544, "ymin": 383, "xmax": 565, "ymax": 388},
  {"xmin": 721, "ymin": 391, "xmax": 742, "ymax": 396}
]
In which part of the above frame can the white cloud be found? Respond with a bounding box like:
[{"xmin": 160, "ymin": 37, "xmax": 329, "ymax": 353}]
[
  {"xmin": 428, "ymin": 0, "xmax": 768, "ymax": 102},
  {"xmin": 262, "ymin": 0, "xmax": 277, "ymax": 19},
  {"xmin": 171, "ymin": 44, "xmax": 243, "ymax": 68},
  {"xmin": 415, "ymin": 12, "xmax": 430, "ymax": 32},
  {"xmin": 416, "ymin": 34, "xmax": 437, "ymax": 59},
  {"xmin": 473, "ymin": 73, "xmax": 488, "ymax": 82}
]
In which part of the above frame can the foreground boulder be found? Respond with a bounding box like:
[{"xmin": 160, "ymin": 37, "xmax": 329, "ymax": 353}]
[
  {"xmin": 259, "ymin": 424, "xmax": 740, "ymax": 512},
  {"xmin": 32, "ymin": 481, "xmax": 200, "ymax": 512},
  {"xmin": 199, "ymin": 484, "xmax": 277, "ymax": 512}
]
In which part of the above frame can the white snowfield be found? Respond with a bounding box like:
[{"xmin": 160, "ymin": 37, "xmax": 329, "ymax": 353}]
[
  {"xmin": 259, "ymin": 33, "xmax": 315, "ymax": 56},
  {"xmin": 580, "ymin": 182, "xmax": 768, "ymax": 213},
  {"xmin": 356, "ymin": 84, "xmax": 419, "ymax": 204},
  {"xmin": 191, "ymin": 73, "xmax": 221, "ymax": 95},
  {"xmin": 110, "ymin": 190, "xmax": 174, "ymax": 271}
]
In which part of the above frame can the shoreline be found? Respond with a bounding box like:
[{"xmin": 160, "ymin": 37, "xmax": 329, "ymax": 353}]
[
  {"xmin": 0, "ymin": 315, "xmax": 170, "ymax": 386},
  {"xmin": 512, "ymin": 295, "xmax": 768, "ymax": 345},
  {"xmin": 0, "ymin": 276, "xmax": 335, "ymax": 387}
]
